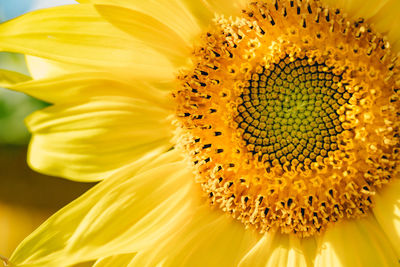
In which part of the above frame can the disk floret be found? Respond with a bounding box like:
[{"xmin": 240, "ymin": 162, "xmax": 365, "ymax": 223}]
[{"xmin": 174, "ymin": 0, "xmax": 400, "ymax": 237}]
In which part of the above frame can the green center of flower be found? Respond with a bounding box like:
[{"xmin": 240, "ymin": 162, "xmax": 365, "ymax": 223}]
[{"xmin": 237, "ymin": 55, "xmax": 349, "ymax": 169}]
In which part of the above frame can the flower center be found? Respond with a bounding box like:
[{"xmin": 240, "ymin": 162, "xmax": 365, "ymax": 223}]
[
  {"xmin": 237, "ymin": 55, "xmax": 348, "ymax": 169},
  {"xmin": 174, "ymin": 0, "xmax": 400, "ymax": 237}
]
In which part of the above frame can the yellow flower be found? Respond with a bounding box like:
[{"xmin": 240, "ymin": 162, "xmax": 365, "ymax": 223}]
[{"xmin": 1, "ymin": 0, "xmax": 400, "ymax": 266}]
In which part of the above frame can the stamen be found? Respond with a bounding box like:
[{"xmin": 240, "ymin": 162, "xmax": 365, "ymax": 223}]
[
  {"xmin": 0, "ymin": 254, "xmax": 10, "ymax": 266},
  {"xmin": 174, "ymin": 0, "xmax": 400, "ymax": 237}
]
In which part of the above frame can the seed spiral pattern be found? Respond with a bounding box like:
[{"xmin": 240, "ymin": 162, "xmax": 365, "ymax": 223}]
[
  {"xmin": 237, "ymin": 55, "xmax": 348, "ymax": 168},
  {"xmin": 174, "ymin": 0, "xmax": 400, "ymax": 237}
]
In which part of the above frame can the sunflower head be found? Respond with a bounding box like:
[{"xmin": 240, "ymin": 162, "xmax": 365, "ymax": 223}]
[
  {"xmin": 174, "ymin": 0, "xmax": 400, "ymax": 237},
  {"xmin": 1, "ymin": 0, "xmax": 400, "ymax": 266}
]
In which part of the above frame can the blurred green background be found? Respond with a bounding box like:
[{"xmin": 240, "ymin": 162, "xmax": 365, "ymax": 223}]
[
  {"xmin": 0, "ymin": 54, "xmax": 47, "ymax": 145},
  {"xmin": 0, "ymin": 0, "xmax": 95, "ymax": 260}
]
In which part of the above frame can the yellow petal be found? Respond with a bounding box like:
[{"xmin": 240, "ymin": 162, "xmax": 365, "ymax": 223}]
[
  {"xmin": 323, "ymin": 0, "xmax": 400, "ymax": 51},
  {"xmin": 77, "ymin": 0, "xmax": 245, "ymax": 38},
  {"xmin": 78, "ymin": 0, "xmax": 201, "ymax": 46},
  {"xmin": 238, "ymin": 233, "xmax": 316, "ymax": 267},
  {"xmin": 25, "ymin": 56, "xmax": 89, "ymax": 79},
  {"xmin": 0, "ymin": 4, "xmax": 174, "ymax": 79},
  {"xmin": 10, "ymin": 71, "xmax": 174, "ymax": 108},
  {"xmin": 367, "ymin": 0, "xmax": 400, "ymax": 51},
  {"xmin": 10, "ymin": 151, "xmax": 192, "ymax": 266},
  {"xmin": 373, "ymin": 178, "xmax": 400, "ymax": 258},
  {"xmin": 323, "ymin": 0, "xmax": 390, "ymax": 18},
  {"xmin": 0, "ymin": 68, "xmax": 31, "ymax": 88},
  {"xmin": 93, "ymin": 253, "xmax": 136, "ymax": 267},
  {"xmin": 314, "ymin": 216, "xmax": 398, "ymax": 267},
  {"xmin": 197, "ymin": 0, "xmax": 247, "ymax": 16},
  {"xmin": 130, "ymin": 204, "xmax": 260, "ymax": 266},
  {"xmin": 94, "ymin": 5, "xmax": 191, "ymax": 66},
  {"xmin": 26, "ymin": 97, "xmax": 173, "ymax": 182},
  {"xmin": 180, "ymin": 0, "xmax": 247, "ymax": 28}
]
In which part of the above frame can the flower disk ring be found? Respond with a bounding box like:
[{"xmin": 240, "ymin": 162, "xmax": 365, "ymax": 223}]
[{"xmin": 174, "ymin": 0, "xmax": 400, "ymax": 237}]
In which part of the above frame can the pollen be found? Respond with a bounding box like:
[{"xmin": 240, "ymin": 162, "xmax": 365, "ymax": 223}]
[{"xmin": 173, "ymin": 0, "xmax": 400, "ymax": 237}]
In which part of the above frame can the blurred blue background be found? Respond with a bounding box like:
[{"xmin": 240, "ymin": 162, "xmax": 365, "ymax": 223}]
[{"xmin": 0, "ymin": 0, "xmax": 77, "ymax": 20}]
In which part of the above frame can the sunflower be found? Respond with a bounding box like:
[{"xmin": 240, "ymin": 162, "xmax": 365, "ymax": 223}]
[{"xmin": 1, "ymin": 0, "xmax": 400, "ymax": 266}]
